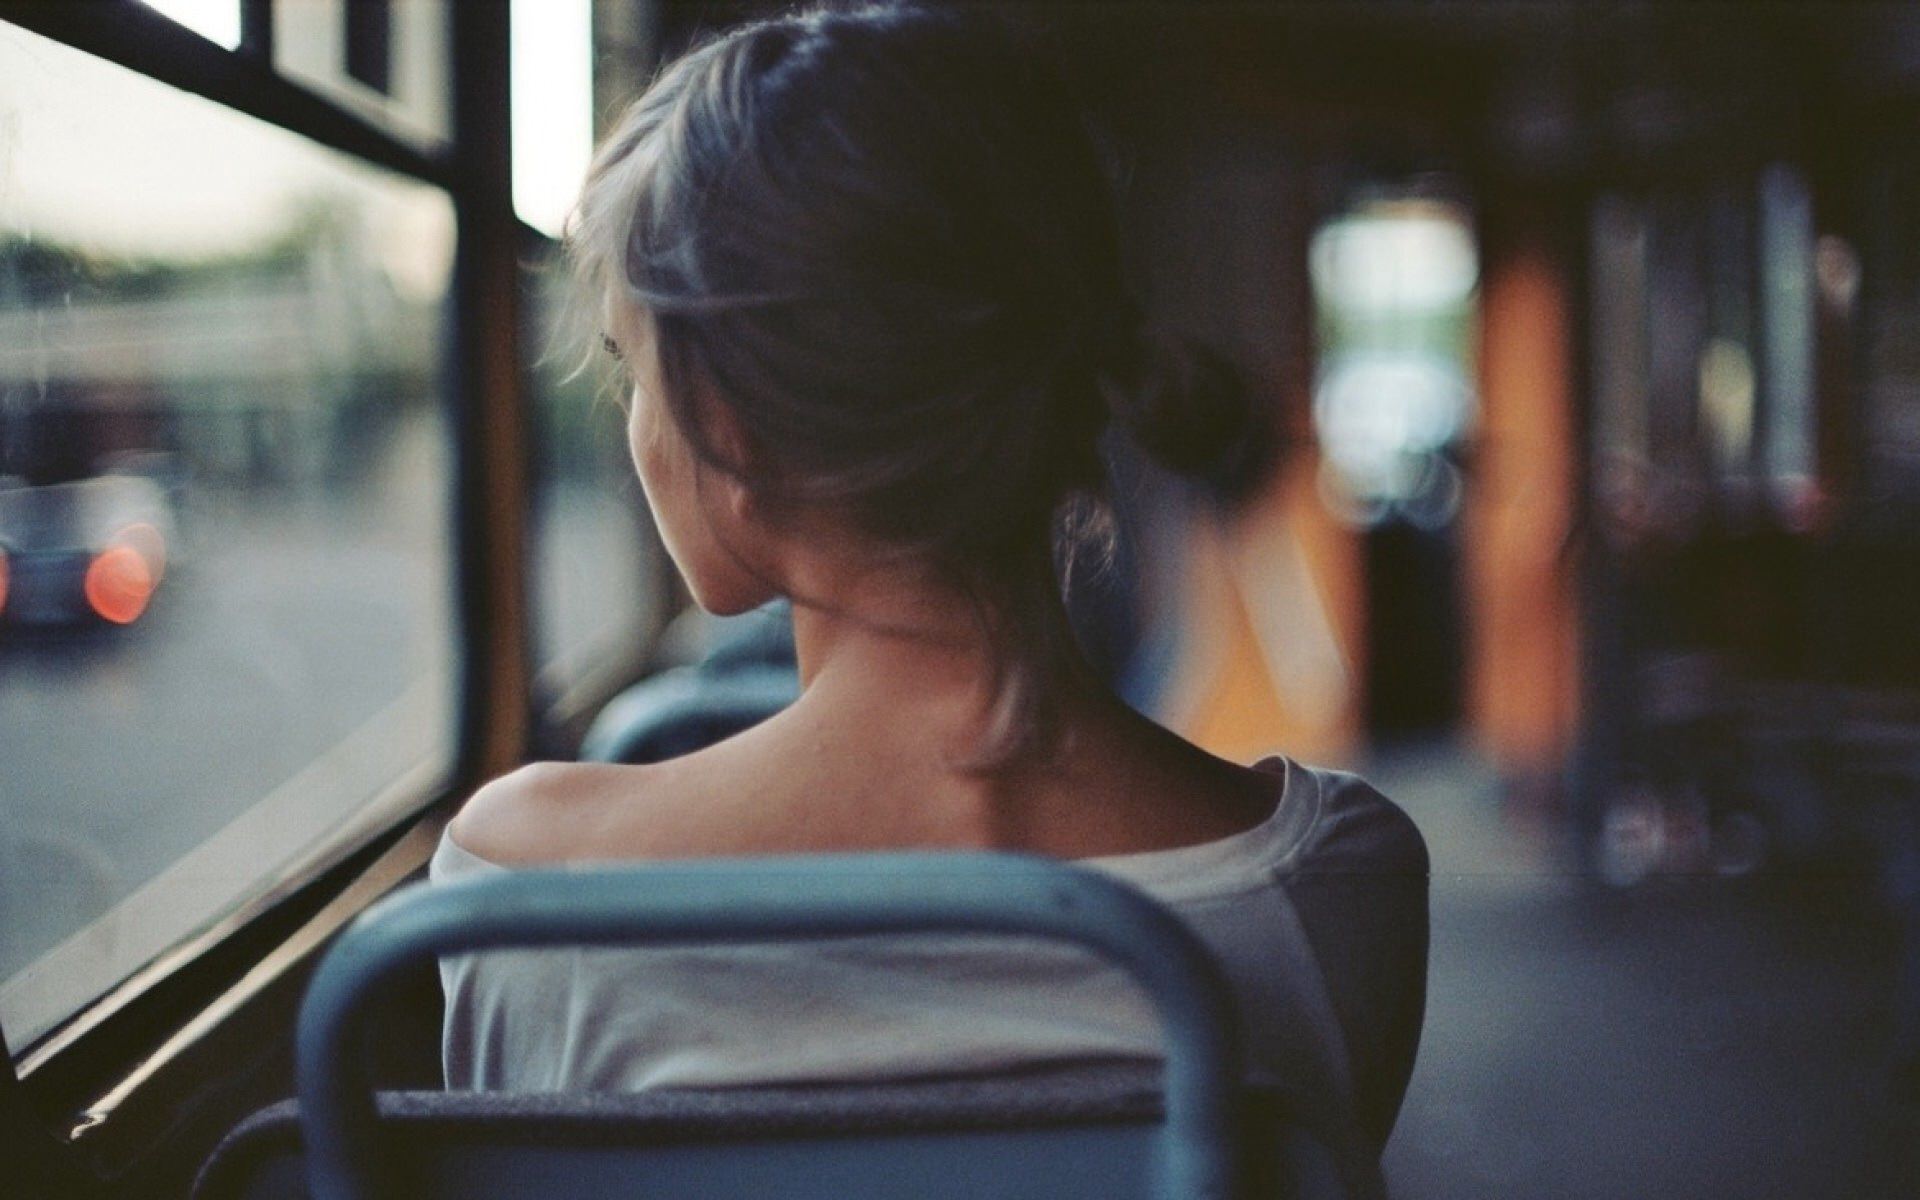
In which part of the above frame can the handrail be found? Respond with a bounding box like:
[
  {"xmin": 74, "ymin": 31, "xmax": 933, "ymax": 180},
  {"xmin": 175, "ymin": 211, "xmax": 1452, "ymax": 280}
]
[{"xmin": 295, "ymin": 852, "xmax": 1244, "ymax": 1200}]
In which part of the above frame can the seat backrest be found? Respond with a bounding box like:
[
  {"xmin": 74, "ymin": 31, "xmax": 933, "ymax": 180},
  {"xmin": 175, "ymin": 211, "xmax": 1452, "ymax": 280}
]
[
  {"xmin": 577, "ymin": 664, "xmax": 798, "ymax": 764},
  {"xmin": 193, "ymin": 1066, "xmax": 1351, "ymax": 1200},
  {"xmin": 198, "ymin": 853, "xmax": 1371, "ymax": 1200},
  {"xmin": 578, "ymin": 601, "xmax": 797, "ymax": 765}
]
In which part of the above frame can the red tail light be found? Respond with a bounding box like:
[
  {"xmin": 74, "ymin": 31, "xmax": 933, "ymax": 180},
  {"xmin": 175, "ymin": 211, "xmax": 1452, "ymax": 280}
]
[{"xmin": 85, "ymin": 544, "xmax": 155, "ymax": 625}]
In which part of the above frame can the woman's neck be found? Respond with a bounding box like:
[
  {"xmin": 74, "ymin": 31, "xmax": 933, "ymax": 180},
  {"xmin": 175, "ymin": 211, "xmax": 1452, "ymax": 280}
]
[
  {"xmin": 785, "ymin": 567, "xmax": 1083, "ymax": 748},
  {"xmin": 792, "ymin": 583, "xmax": 991, "ymax": 696}
]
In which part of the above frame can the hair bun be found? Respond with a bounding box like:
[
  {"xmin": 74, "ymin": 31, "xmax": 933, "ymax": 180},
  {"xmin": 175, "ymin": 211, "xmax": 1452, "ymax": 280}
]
[{"xmin": 1096, "ymin": 320, "xmax": 1263, "ymax": 495}]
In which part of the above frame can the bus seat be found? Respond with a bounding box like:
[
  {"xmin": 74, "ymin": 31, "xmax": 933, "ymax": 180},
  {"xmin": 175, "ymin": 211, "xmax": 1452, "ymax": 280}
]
[
  {"xmin": 578, "ymin": 602, "xmax": 798, "ymax": 765},
  {"xmin": 577, "ymin": 665, "xmax": 798, "ymax": 764},
  {"xmin": 193, "ymin": 854, "xmax": 1376, "ymax": 1199},
  {"xmin": 191, "ymin": 1064, "xmax": 1349, "ymax": 1200}
]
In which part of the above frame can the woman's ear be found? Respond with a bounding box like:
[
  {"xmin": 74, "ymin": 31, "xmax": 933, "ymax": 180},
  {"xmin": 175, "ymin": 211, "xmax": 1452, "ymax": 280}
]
[
  {"xmin": 721, "ymin": 468, "xmax": 757, "ymax": 525},
  {"xmin": 698, "ymin": 390, "xmax": 763, "ymax": 506}
]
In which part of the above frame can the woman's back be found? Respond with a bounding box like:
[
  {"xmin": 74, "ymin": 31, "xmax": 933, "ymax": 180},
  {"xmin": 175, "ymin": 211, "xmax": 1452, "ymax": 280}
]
[{"xmin": 438, "ymin": 753, "xmax": 1426, "ymax": 1153}]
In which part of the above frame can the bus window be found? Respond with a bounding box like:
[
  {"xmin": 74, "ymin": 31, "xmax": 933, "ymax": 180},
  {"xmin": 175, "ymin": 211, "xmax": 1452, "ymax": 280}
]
[
  {"xmin": 0, "ymin": 22, "xmax": 458, "ymax": 1052},
  {"xmin": 526, "ymin": 239, "xmax": 669, "ymax": 734},
  {"xmin": 272, "ymin": 0, "xmax": 452, "ymax": 150},
  {"xmin": 1310, "ymin": 190, "xmax": 1479, "ymax": 738},
  {"xmin": 513, "ymin": 0, "xmax": 670, "ymax": 737}
]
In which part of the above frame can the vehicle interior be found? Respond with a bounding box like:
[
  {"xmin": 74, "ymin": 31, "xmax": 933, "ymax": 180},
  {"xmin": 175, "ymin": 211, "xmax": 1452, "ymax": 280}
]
[{"xmin": 3, "ymin": 2, "xmax": 1920, "ymax": 1197}]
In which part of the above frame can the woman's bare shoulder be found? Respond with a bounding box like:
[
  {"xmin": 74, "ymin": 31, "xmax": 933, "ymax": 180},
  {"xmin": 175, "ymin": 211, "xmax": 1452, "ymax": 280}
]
[
  {"xmin": 449, "ymin": 756, "xmax": 773, "ymax": 867},
  {"xmin": 445, "ymin": 731, "xmax": 794, "ymax": 867},
  {"xmin": 446, "ymin": 761, "xmax": 639, "ymax": 866}
]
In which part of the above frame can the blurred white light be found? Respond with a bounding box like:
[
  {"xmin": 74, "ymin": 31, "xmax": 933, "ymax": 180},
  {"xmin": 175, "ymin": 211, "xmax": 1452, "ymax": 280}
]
[
  {"xmin": 1310, "ymin": 207, "xmax": 1479, "ymax": 313},
  {"xmin": 511, "ymin": 0, "xmax": 595, "ymax": 239},
  {"xmin": 137, "ymin": 0, "xmax": 242, "ymax": 50},
  {"xmin": 1697, "ymin": 338, "xmax": 1755, "ymax": 474},
  {"xmin": 1314, "ymin": 353, "xmax": 1471, "ymax": 501}
]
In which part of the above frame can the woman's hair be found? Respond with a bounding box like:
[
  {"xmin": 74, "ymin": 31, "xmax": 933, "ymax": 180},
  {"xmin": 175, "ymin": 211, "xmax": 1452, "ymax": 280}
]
[{"xmin": 569, "ymin": 1, "xmax": 1249, "ymax": 762}]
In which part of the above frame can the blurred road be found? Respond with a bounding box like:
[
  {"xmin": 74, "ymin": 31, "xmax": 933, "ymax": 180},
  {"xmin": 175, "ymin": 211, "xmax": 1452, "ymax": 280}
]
[
  {"xmin": 1377, "ymin": 743, "xmax": 1920, "ymax": 1200},
  {"xmin": 0, "ymin": 474, "xmax": 454, "ymax": 989}
]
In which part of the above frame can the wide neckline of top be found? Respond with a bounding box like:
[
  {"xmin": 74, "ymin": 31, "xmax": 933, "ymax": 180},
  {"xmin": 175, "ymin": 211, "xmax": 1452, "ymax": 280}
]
[
  {"xmin": 436, "ymin": 754, "xmax": 1321, "ymax": 901},
  {"xmin": 1081, "ymin": 755, "xmax": 1320, "ymax": 898}
]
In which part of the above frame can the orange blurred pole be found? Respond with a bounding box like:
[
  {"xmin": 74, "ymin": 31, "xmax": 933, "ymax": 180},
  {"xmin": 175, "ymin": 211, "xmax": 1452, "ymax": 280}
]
[{"xmin": 1462, "ymin": 231, "xmax": 1582, "ymax": 792}]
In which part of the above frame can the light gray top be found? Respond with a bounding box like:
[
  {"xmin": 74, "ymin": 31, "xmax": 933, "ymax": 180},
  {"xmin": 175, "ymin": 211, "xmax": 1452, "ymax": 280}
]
[{"xmin": 433, "ymin": 758, "xmax": 1427, "ymax": 1153}]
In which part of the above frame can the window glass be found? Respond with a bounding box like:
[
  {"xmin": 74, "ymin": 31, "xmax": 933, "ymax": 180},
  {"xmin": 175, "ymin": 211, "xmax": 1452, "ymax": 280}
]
[
  {"xmin": 526, "ymin": 245, "xmax": 665, "ymax": 725},
  {"xmin": 509, "ymin": 0, "xmax": 663, "ymax": 726},
  {"xmin": 274, "ymin": 0, "xmax": 451, "ymax": 147},
  {"xmin": 0, "ymin": 22, "xmax": 458, "ymax": 1050},
  {"xmin": 509, "ymin": 0, "xmax": 594, "ymax": 238}
]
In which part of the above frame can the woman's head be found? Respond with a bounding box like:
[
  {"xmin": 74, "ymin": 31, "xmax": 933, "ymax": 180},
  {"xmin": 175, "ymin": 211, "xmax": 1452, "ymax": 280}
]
[{"xmin": 571, "ymin": 2, "xmax": 1246, "ymax": 751}]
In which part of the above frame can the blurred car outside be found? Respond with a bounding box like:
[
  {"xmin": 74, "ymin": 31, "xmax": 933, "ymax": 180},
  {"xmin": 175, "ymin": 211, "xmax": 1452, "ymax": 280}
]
[{"xmin": 0, "ymin": 470, "xmax": 175, "ymax": 629}]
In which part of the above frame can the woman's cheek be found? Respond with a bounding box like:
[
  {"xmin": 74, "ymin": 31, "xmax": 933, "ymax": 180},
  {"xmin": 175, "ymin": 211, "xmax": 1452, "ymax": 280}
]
[
  {"xmin": 628, "ymin": 400, "xmax": 674, "ymax": 532},
  {"xmin": 625, "ymin": 387, "xmax": 651, "ymax": 483}
]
